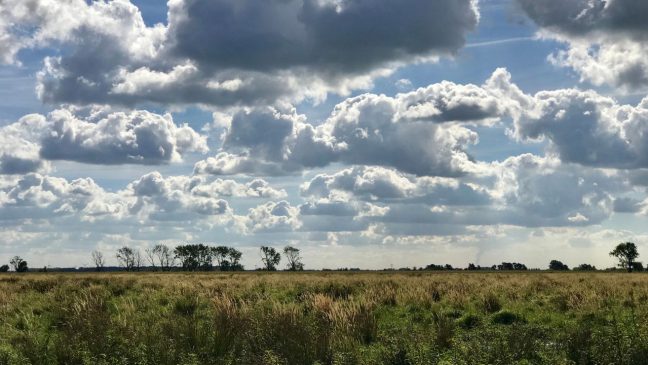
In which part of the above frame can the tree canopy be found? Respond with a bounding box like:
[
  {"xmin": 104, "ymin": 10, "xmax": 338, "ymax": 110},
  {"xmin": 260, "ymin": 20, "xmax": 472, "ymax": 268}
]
[{"xmin": 610, "ymin": 242, "xmax": 640, "ymax": 272}]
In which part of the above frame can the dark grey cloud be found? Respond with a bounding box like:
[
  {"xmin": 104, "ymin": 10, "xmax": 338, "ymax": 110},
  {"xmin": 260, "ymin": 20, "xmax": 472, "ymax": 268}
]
[
  {"xmin": 170, "ymin": 0, "xmax": 479, "ymax": 73},
  {"xmin": 300, "ymin": 201, "xmax": 358, "ymax": 217},
  {"xmin": 516, "ymin": 0, "xmax": 648, "ymax": 89},
  {"xmin": 0, "ymin": 155, "xmax": 44, "ymax": 175},
  {"xmin": 28, "ymin": 0, "xmax": 479, "ymax": 107},
  {"xmin": 613, "ymin": 197, "xmax": 643, "ymax": 213},
  {"xmin": 516, "ymin": 0, "xmax": 648, "ymax": 38}
]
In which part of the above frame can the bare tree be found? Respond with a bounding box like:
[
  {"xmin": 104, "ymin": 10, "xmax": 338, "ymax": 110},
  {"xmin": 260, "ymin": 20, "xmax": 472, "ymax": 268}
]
[
  {"xmin": 116, "ymin": 247, "xmax": 136, "ymax": 271},
  {"xmin": 91, "ymin": 250, "xmax": 106, "ymax": 272},
  {"xmin": 152, "ymin": 244, "xmax": 175, "ymax": 271},
  {"xmin": 284, "ymin": 246, "xmax": 304, "ymax": 271},
  {"xmin": 145, "ymin": 247, "xmax": 157, "ymax": 270},
  {"xmin": 134, "ymin": 250, "xmax": 143, "ymax": 271}
]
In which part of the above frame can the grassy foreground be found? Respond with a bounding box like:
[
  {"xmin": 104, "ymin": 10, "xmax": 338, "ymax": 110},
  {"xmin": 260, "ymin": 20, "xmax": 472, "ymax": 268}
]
[{"xmin": 1, "ymin": 272, "xmax": 648, "ymax": 365}]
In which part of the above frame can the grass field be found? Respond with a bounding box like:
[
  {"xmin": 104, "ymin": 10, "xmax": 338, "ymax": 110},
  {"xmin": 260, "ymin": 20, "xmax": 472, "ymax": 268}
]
[{"xmin": 1, "ymin": 272, "xmax": 648, "ymax": 365}]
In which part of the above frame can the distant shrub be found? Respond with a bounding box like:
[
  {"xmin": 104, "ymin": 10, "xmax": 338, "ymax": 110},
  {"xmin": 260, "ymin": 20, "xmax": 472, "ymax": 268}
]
[
  {"xmin": 497, "ymin": 262, "xmax": 527, "ymax": 270},
  {"xmin": 574, "ymin": 263, "xmax": 597, "ymax": 271},
  {"xmin": 492, "ymin": 310, "xmax": 525, "ymax": 325}
]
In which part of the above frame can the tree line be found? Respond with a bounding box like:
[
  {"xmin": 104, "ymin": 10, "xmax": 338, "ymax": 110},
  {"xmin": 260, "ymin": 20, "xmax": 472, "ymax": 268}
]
[
  {"xmin": 0, "ymin": 241, "xmax": 642, "ymax": 273},
  {"xmin": 88, "ymin": 244, "xmax": 302, "ymax": 272}
]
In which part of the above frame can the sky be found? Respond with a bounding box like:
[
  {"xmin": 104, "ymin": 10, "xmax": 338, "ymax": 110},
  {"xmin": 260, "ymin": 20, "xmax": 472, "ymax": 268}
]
[{"xmin": 1, "ymin": 0, "xmax": 648, "ymax": 270}]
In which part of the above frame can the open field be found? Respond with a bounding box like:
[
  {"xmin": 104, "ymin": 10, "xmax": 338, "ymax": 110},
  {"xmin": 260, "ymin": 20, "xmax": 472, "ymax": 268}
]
[{"xmin": 2, "ymin": 272, "xmax": 648, "ymax": 365}]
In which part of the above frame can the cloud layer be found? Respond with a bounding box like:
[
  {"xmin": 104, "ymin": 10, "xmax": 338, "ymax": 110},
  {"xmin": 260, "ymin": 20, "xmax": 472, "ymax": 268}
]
[
  {"xmin": 1, "ymin": 0, "xmax": 479, "ymax": 107},
  {"xmin": 0, "ymin": 107, "xmax": 207, "ymax": 171},
  {"xmin": 517, "ymin": 0, "xmax": 648, "ymax": 89}
]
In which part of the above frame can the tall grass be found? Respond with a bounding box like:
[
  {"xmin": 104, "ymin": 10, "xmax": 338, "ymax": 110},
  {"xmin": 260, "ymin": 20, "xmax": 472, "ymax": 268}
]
[{"xmin": 1, "ymin": 272, "xmax": 648, "ymax": 364}]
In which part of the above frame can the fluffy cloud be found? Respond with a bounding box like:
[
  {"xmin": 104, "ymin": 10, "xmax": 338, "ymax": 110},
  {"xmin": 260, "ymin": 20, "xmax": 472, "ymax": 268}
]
[
  {"xmin": 196, "ymin": 71, "xmax": 517, "ymax": 177},
  {"xmin": 129, "ymin": 172, "xmax": 229, "ymax": 221},
  {"xmin": 0, "ymin": 168, "xmax": 289, "ymax": 229},
  {"xmin": 491, "ymin": 154, "xmax": 620, "ymax": 227},
  {"xmin": 301, "ymin": 165, "xmax": 491, "ymax": 205},
  {"xmin": 517, "ymin": 0, "xmax": 648, "ymax": 89},
  {"xmin": 239, "ymin": 200, "xmax": 302, "ymax": 233},
  {"xmin": 0, "ymin": 173, "xmax": 127, "ymax": 222},
  {"xmin": 1, "ymin": 108, "xmax": 207, "ymax": 168},
  {"xmin": 296, "ymin": 154, "xmax": 627, "ymax": 233},
  {"xmin": 512, "ymin": 89, "xmax": 648, "ymax": 169},
  {"xmin": 128, "ymin": 172, "xmax": 289, "ymax": 222},
  {"xmin": 0, "ymin": 0, "xmax": 481, "ymax": 107},
  {"xmin": 0, "ymin": 116, "xmax": 49, "ymax": 174}
]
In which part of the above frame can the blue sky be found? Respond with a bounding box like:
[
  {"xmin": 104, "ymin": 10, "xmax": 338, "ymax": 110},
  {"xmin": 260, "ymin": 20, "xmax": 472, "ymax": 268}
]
[{"xmin": 1, "ymin": 0, "xmax": 647, "ymax": 270}]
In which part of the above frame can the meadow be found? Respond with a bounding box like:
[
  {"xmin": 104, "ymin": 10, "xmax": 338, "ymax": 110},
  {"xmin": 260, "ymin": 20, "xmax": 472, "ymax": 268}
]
[{"xmin": 1, "ymin": 272, "xmax": 648, "ymax": 365}]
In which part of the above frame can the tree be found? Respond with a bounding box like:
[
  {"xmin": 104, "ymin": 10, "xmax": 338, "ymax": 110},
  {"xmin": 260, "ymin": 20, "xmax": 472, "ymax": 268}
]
[
  {"xmin": 283, "ymin": 246, "xmax": 304, "ymax": 271},
  {"xmin": 91, "ymin": 250, "xmax": 105, "ymax": 272},
  {"xmin": 260, "ymin": 246, "xmax": 281, "ymax": 271},
  {"xmin": 174, "ymin": 244, "xmax": 213, "ymax": 271},
  {"xmin": 152, "ymin": 244, "xmax": 175, "ymax": 271},
  {"xmin": 134, "ymin": 250, "xmax": 143, "ymax": 271},
  {"xmin": 497, "ymin": 262, "xmax": 527, "ymax": 271},
  {"xmin": 225, "ymin": 247, "xmax": 244, "ymax": 271},
  {"xmin": 212, "ymin": 246, "xmax": 230, "ymax": 270},
  {"xmin": 211, "ymin": 246, "xmax": 244, "ymax": 271},
  {"xmin": 0, "ymin": 265, "xmax": 9, "ymax": 272},
  {"xmin": 549, "ymin": 260, "xmax": 569, "ymax": 271},
  {"xmin": 145, "ymin": 247, "xmax": 157, "ymax": 270},
  {"xmin": 10, "ymin": 256, "xmax": 28, "ymax": 272},
  {"xmin": 116, "ymin": 247, "xmax": 137, "ymax": 271},
  {"xmin": 574, "ymin": 263, "xmax": 597, "ymax": 271},
  {"xmin": 610, "ymin": 242, "xmax": 640, "ymax": 272}
]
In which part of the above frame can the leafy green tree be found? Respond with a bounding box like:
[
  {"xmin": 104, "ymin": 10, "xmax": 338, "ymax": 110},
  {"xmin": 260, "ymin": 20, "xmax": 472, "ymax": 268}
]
[
  {"xmin": 283, "ymin": 246, "xmax": 304, "ymax": 271},
  {"xmin": 260, "ymin": 246, "xmax": 281, "ymax": 271},
  {"xmin": 610, "ymin": 242, "xmax": 640, "ymax": 272},
  {"xmin": 549, "ymin": 260, "xmax": 569, "ymax": 271},
  {"xmin": 212, "ymin": 246, "xmax": 230, "ymax": 270},
  {"xmin": 10, "ymin": 256, "xmax": 28, "ymax": 272},
  {"xmin": 0, "ymin": 264, "xmax": 9, "ymax": 272},
  {"xmin": 175, "ymin": 244, "xmax": 213, "ymax": 271},
  {"xmin": 225, "ymin": 247, "xmax": 244, "ymax": 271},
  {"xmin": 213, "ymin": 247, "xmax": 244, "ymax": 271}
]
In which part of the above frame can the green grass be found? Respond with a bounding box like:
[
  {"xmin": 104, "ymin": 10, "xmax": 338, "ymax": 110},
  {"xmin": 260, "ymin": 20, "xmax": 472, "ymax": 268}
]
[{"xmin": 1, "ymin": 272, "xmax": 648, "ymax": 364}]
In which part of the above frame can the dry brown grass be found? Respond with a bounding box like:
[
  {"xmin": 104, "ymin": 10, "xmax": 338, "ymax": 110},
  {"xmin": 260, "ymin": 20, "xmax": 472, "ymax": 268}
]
[{"xmin": 1, "ymin": 271, "xmax": 648, "ymax": 364}]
